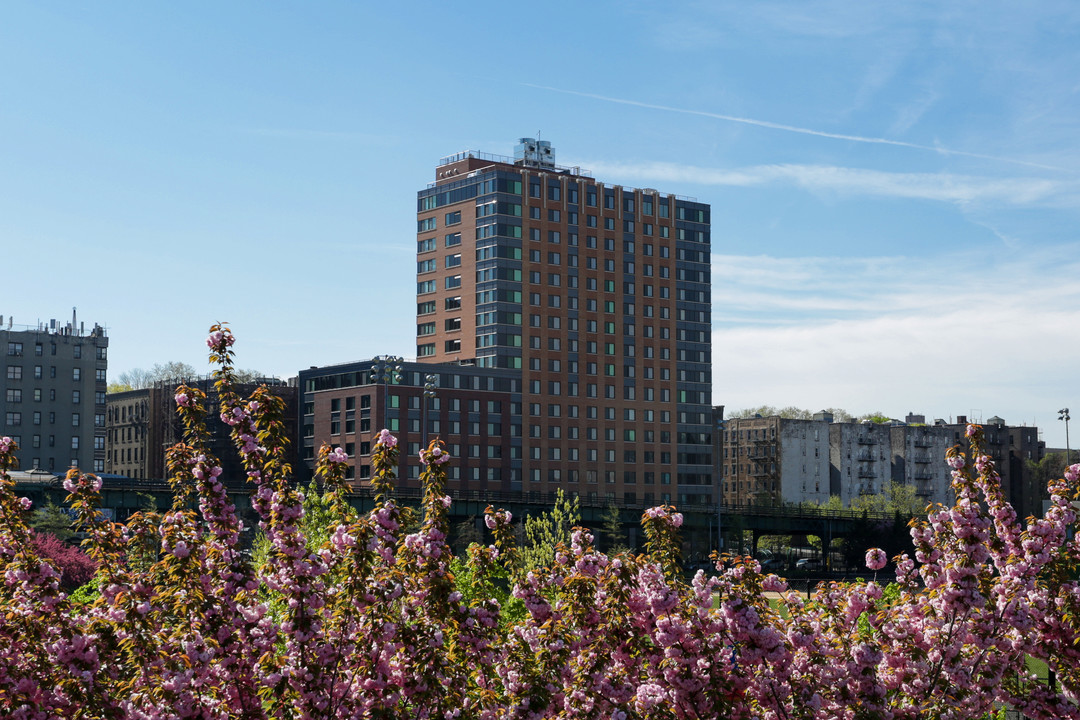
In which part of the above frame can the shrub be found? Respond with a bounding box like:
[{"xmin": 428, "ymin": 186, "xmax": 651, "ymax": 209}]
[{"xmin": 28, "ymin": 531, "xmax": 96, "ymax": 590}]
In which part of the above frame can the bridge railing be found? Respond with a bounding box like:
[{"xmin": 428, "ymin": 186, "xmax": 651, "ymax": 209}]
[{"xmin": 38, "ymin": 477, "xmax": 905, "ymax": 523}]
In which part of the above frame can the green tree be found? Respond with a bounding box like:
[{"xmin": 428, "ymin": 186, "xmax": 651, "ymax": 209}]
[
  {"xmin": 520, "ymin": 489, "xmax": 580, "ymax": 573},
  {"xmin": 730, "ymin": 406, "xmax": 855, "ymax": 422},
  {"xmin": 29, "ymin": 500, "xmax": 74, "ymax": 542},
  {"xmin": 1029, "ymin": 451, "xmax": 1072, "ymax": 489},
  {"xmin": 450, "ymin": 517, "xmax": 483, "ymax": 554},
  {"xmin": 1025, "ymin": 451, "xmax": 1071, "ymax": 519},
  {"xmin": 822, "ymin": 407, "xmax": 855, "ymax": 423},
  {"xmin": 600, "ymin": 502, "xmax": 628, "ymax": 555},
  {"xmin": 252, "ymin": 479, "xmax": 335, "ymax": 572},
  {"xmin": 811, "ymin": 495, "xmax": 844, "ymax": 513},
  {"xmin": 849, "ymin": 481, "xmax": 926, "ymax": 517},
  {"xmin": 113, "ymin": 363, "xmax": 270, "ymax": 391}
]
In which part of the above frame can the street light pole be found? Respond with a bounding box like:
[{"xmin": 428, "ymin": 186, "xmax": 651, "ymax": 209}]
[
  {"xmin": 1060, "ymin": 408, "xmax": 1072, "ymax": 465},
  {"xmin": 422, "ymin": 373, "xmax": 438, "ymax": 450},
  {"xmin": 716, "ymin": 417, "xmax": 726, "ymax": 555},
  {"xmin": 370, "ymin": 355, "xmax": 403, "ymax": 432}
]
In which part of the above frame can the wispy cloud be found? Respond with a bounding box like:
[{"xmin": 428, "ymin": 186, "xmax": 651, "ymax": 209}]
[
  {"xmin": 711, "ymin": 249, "xmax": 1080, "ymax": 320},
  {"xmin": 526, "ymin": 84, "xmax": 1071, "ymax": 173},
  {"xmin": 584, "ymin": 160, "xmax": 1072, "ymax": 208},
  {"xmin": 712, "ymin": 248, "xmax": 1080, "ymax": 432}
]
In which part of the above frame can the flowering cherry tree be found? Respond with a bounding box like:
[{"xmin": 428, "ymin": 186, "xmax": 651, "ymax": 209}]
[{"xmin": 1, "ymin": 326, "xmax": 1079, "ymax": 719}]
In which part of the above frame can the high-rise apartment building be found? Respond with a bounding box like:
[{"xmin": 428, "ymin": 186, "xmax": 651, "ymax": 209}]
[
  {"xmin": 1, "ymin": 314, "xmax": 109, "ymax": 474},
  {"xmin": 413, "ymin": 139, "xmax": 713, "ymax": 507}
]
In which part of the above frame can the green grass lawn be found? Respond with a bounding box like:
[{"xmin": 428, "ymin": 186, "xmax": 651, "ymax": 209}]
[{"xmin": 1026, "ymin": 655, "xmax": 1050, "ymax": 683}]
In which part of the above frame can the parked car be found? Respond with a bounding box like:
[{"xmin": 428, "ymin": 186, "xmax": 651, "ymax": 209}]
[{"xmin": 796, "ymin": 558, "xmax": 823, "ymax": 571}]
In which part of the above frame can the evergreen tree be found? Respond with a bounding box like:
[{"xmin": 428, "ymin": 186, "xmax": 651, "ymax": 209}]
[{"xmin": 29, "ymin": 500, "xmax": 74, "ymax": 542}]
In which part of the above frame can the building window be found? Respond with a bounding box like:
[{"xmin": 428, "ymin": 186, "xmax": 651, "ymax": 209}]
[
  {"xmin": 444, "ymin": 339, "xmax": 461, "ymax": 353},
  {"xmin": 445, "ymin": 275, "xmax": 462, "ymax": 290}
]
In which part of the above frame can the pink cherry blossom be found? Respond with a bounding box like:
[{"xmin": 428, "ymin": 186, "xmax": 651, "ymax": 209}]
[{"xmin": 865, "ymin": 548, "xmax": 887, "ymax": 570}]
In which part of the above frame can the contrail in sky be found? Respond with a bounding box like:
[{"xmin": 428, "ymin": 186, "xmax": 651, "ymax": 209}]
[{"xmin": 525, "ymin": 84, "xmax": 1068, "ymax": 173}]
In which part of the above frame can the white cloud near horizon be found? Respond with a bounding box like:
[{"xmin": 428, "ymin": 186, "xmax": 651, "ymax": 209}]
[
  {"xmin": 712, "ymin": 249, "xmax": 1080, "ymax": 444},
  {"xmin": 584, "ymin": 161, "xmax": 1073, "ymax": 209}
]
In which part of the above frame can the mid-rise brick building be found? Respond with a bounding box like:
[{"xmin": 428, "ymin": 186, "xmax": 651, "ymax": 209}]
[
  {"xmin": 298, "ymin": 360, "xmax": 521, "ymax": 491},
  {"xmin": 718, "ymin": 411, "xmax": 1043, "ymax": 513},
  {"xmin": 107, "ymin": 378, "xmax": 298, "ymax": 484},
  {"xmin": 720, "ymin": 416, "xmax": 831, "ymax": 506},
  {"xmin": 936, "ymin": 414, "xmax": 1044, "ymax": 519}
]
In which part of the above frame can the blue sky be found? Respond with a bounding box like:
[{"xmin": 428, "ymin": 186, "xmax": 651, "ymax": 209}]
[{"xmin": 2, "ymin": 1, "xmax": 1078, "ymax": 449}]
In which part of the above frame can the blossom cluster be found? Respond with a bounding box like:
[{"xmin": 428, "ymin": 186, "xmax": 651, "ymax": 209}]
[
  {"xmin": 420, "ymin": 444, "xmax": 452, "ymax": 466},
  {"xmin": 2, "ymin": 332, "xmax": 1080, "ymax": 719},
  {"xmin": 643, "ymin": 505, "xmax": 683, "ymax": 527}
]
